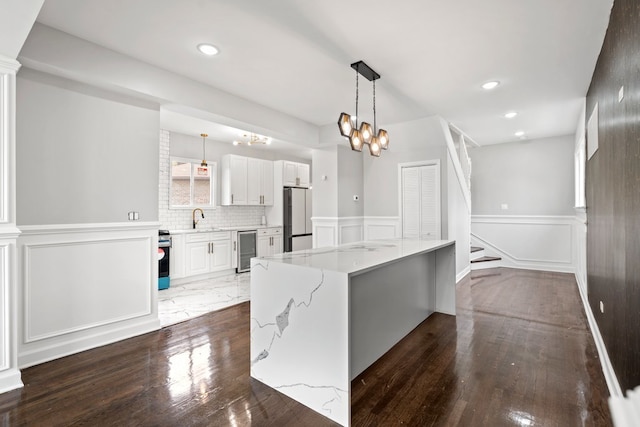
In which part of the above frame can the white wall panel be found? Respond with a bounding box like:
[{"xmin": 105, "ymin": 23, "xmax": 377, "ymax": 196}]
[
  {"xmin": 364, "ymin": 217, "xmax": 400, "ymax": 241},
  {"xmin": 17, "ymin": 223, "xmax": 160, "ymax": 368},
  {"xmin": 471, "ymin": 215, "xmax": 574, "ymax": 272}
]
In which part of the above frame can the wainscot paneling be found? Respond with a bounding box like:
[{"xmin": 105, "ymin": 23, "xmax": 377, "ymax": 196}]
[
  {"xmin": 312, "ymin": 217, "xmax": 366, "ymax": 248},
  {"xmin": 363, "ymin": 217, "xmax": 400, "ymax": 241},
  {"xmin": 471, "ymin": 215, "xmax": 575, "ymax": 273},
  {"xmin": 17, "ymin": 222, "xmax": 161, "ymax": 368}
]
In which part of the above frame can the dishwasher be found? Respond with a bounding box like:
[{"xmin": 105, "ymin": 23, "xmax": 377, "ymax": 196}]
[{"xmin": 237, "ymin": 230, "xmax": 257, "ymax": 273}]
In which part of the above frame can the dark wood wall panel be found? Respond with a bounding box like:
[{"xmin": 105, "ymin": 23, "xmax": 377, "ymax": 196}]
[{"xmin": 586, "ymin": 0, "xmax": 640, "ymax": 392}]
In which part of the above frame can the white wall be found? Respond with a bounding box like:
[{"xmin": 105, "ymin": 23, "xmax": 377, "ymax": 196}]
[
  {"xmin": 16, "ymin": 69, "xmax": 160, "ymax": 225},
  {"xmin": 469, "ymin": 135, "xmax": 575, "ymax": 215},
  {"xmin": 469, "ymin": 134, "xmax": 576, "ymax": 273},
  {"xmin": 337, "ymin": 145, "xmax": 364, "ymax": 218},
  {"xmin": 311, "ymin": 146, "xmax": 338, "ymax": 218}
]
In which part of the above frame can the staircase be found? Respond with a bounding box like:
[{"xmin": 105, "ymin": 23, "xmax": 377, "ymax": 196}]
[{"xmin": 470, "ymin": 246, "xmax": 501, "ymax": 270}]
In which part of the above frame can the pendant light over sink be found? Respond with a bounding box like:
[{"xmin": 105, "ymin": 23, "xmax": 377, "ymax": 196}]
[
  {"xmin": 337, "ymin": 61, "xmax": 389, "ymax": 157},
  {"xmin": 200, "ymin": 133, "xmax": 208, "ymax": 167}
]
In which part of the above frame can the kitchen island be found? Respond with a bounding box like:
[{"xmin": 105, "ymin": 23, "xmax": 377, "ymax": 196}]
[{"xmin": 250, "ymin": 239, "xmax": 456, "ymax": 426}]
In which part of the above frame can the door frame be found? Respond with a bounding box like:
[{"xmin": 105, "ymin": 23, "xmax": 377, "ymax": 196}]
[{"xmin": 398, "ymin": 160, "xmax": 441, "ymax": 239}]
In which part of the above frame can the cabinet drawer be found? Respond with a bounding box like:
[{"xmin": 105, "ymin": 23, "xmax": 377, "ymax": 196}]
[
  {"xmin": 258, "ymin": 227, "xmax": 282, "ymax": 236},
  {"xmin": 186, "ymin": 231, "xmax": 231, "ymax": 243},
  {"xmin": 186, "ymin": 233, "xmax": 212, "ymax": 243},
  {"xmin": 211, "ymin": 231, "xmax": 231, "ymax": 241}
]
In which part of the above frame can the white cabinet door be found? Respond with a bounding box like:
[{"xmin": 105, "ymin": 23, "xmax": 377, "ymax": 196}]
[
  {"xmin": 257, "ymin": 235, "xmax": 271, "ymax": 258},
  {"xmin": 231, "ymin": 231, "xmax": 238, "ymax": 269},
  {"xmin": 211, "ymin": 239, "xmax": 231, "ymax": 271},
  {"xmin": 262, "ymin": 160, "xmax": 274, "ymax": 205},
  {"xmin": 170, "ymin": 234, "xmax": 186, "ymax": 279},
  {"xmin": 186, "ymin": 241, "xmax": 210, "ymax": 276},
  {"xmin": 229, "ymin": 155, "xmax": 248, "ymax": 205},
  {"xmin": 247, "ymin": 157, "xmax": 262, "ymax": 205},
  {"xmin": 283, "ymin": 161, "xmax": 297, "ymax": 186},
  {"xmin": 297, "ymin": 163, "xmax": 310, "ymax": 188},
  {"xmin": 271, "ymin": 234, "xmax": 283, "ymax": 255}
]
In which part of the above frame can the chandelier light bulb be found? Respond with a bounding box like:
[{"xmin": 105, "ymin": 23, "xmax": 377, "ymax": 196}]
[
  {"xmin": 360, "ymin": 122, "xmax": 373, "ymax": 144},
  {"xmin": 369, "ymin": 136, "xmax": 381, "ymax": 157},
  {"xmin": 378, "ymin": 129, "xmax": 389, "ymax": 150},
  {"xmin": 349, "ymin": 129, "xmax": 364, "ymax": 152},
  {"xmin": 338, "ymin": 113, "xmax": 354, "ymax": 137}
]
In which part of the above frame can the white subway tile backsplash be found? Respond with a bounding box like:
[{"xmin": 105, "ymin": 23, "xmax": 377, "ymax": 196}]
[{"xmin": 158, "ymin": 130, "xmax": 265, "ymax": 231}]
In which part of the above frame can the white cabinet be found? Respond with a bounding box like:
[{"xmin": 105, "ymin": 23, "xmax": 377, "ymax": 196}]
[
  {"xmin": 283, "ymin": 161, "xmax": 310, "ymax": 188},
  {"xmin": 185, "ymin": 231, "xmax": 232, "ymax": 276},
  {"xmin": 222, "ymin": 154, "xmax": 273, "ymax": 205},
  {"xmin": 247, "ymin": 158, "xmax": 274, "ymax": 206},
  {"xmin": 170, "ymin": 233, "xmax": 186, "ymax": 279},
  {"xmin": 257, "ymin": 227, "xmax": 283, "ymax": 257},
  {"xmin": 221, "ymin": 154, "xmax": 248, "ymax": 205},
  {"xmin": 231, "ymin": 231, "xmax": 238, "ymax": 269}
]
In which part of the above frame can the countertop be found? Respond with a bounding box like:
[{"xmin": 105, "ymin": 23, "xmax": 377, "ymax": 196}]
[
  {"xmin": 257, "ymin": 238, "xmax": 454, "ymax": 276},
  {"xmin": 170, "ymin": 224, "xmax": 282, "ymax": 234}
]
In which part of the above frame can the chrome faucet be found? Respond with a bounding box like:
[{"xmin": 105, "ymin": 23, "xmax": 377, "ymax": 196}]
[{"xmin": 192, "ymin": 208, "xmax": 204, "ymax": 229}]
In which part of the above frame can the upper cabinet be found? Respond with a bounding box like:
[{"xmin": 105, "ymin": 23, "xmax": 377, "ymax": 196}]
[
  {"xmin": 283, "ymin": 161, "xmax": 310, "ymax": 188},
  {"xmin": 221, "ymin": 154, "xmax": 273, "ymax": 206},
  {"xmin": 247, "ymin": 157, "xmax": 274, "ymax": 206}
]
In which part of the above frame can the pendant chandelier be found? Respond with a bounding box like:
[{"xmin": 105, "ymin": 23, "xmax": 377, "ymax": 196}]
[
  {"xmin": 338, "ymin": 61, "xmax": 389, "ymax": 157},
  {"xmin": 200, "ymin": 133, "xmax": 208, "ymax": 167}
]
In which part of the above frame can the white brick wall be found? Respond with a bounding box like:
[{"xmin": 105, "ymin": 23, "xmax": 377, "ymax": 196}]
[{"xmin": 158, "ymin": 129, "xmax": 265, "ymax": 231}]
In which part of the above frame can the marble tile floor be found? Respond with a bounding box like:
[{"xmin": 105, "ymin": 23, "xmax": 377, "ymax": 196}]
[{"xmin": 158, "ymin": 272, "xmax": 250, "ymax": 327}]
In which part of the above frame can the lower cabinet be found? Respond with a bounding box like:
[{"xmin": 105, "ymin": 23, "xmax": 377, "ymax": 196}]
[
  {"xmin": 185, "ymin": 231, "xmax": 232, "ymax": 277},
  {"xmin": 257, "ymin": 227, "xmax": 283, "ymax": 257}
]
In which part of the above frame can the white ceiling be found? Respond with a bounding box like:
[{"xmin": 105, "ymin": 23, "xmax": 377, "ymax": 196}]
[{"xmin": 34, "ymin": 0, "xmax": 612, "ymax": 148}]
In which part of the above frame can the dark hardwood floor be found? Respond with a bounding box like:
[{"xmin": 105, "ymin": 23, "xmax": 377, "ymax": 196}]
[{"xmin": 0, "ymin": 268, "xmax": 611, "ymax": 426}]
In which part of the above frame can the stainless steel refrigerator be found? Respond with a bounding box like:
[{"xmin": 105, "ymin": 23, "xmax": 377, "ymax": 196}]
[{"xmin": 283, "ymin": 187, "xmax": 312, "ymax": 252}]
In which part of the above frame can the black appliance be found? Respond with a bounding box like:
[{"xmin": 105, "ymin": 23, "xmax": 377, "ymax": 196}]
[{"xmin": 158, "ymin": 230, "xmax": 171, "ymax": 290}]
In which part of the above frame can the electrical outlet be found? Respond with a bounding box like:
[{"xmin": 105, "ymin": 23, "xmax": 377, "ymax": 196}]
[
  {"xmin": 600, "ymin": 301, "xmax": 604, "ymax": 313},
  {"xmin": 128, "ymin": 211, "xmax": 139, "ymax": 221},
  {"xmin": 501, "ymin": 203, "xmax": 509, "ymax": 210},
  {"xmin": 353, "ymin": 195, "xmax": 359, "ymax": 201}
]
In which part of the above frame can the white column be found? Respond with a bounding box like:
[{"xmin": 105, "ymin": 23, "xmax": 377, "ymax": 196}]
[{"xmin": 0, "ymin": 55, "xmax": 23, "ymax": 393}]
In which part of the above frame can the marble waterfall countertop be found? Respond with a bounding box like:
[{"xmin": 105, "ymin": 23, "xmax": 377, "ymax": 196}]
[
  {"xmin": 250, "ymin": 238, "xmax": 456, "ymax": 426},
  {"xmin": 259, "ymin": 238, "xmax": 454, "ymax": 276}
]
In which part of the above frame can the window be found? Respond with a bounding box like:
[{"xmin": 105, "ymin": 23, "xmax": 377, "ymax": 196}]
[{"xmin": 170, "ymin": 157, "xmax": 216, "ymax": 208}]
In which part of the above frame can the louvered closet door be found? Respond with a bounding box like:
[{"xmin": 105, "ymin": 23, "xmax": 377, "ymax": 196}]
[{"xmin": 401, "ymin": 164, "xmax": 440, "ymax": 240}]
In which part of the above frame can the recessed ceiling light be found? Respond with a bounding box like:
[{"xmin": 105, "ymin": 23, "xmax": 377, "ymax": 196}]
[
  {"xmin": 504, "ymin": 111, "xmax": 518, "ymax": 119},
  {"xmin": 515, "ymin": 131, "xmax": 525, "ymax": 137},
  {"xmin": 482, "ymin": 81, "xmax": 500, "ymax": 90},
  {"xmin": 197, "ymin": 43, "xmax": 219, "ymax": 56}
]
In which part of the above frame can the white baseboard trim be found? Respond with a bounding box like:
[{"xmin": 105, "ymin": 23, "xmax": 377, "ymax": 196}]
[
  {"xmin": 574, "ymin": 272, "xmax": 622, "ymax": 398},
  {"xmin": 19, "ymin": 317, "xmax": 160, "ymax": 369},
  {"xmin": 0, "ymin": 368, "xmax": 23, "ymax": 394},
  {"xmin": 456, "ymin": 265, "xmax": 471, "ymax": 283}
]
